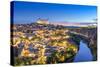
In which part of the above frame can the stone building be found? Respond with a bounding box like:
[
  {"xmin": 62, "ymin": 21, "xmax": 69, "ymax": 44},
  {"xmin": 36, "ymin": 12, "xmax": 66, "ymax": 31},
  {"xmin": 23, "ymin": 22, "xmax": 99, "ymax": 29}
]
[{"xmin": 37, "ymin": 18, "xmax": 49, "ymax": 24}]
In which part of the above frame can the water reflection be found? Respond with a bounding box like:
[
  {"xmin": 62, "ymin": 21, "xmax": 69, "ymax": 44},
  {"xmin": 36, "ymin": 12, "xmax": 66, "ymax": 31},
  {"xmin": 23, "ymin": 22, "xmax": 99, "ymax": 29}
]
[{"xmin": 74, "ymin": 40, "xmax": 93, "ymax": 62}]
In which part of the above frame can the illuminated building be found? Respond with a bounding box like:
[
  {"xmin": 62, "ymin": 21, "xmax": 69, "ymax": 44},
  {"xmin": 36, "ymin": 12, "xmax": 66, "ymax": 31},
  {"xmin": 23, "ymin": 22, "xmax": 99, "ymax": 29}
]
[{"xmin": 37, "ymin": 18, "xmax": 49, "ymax": 24}]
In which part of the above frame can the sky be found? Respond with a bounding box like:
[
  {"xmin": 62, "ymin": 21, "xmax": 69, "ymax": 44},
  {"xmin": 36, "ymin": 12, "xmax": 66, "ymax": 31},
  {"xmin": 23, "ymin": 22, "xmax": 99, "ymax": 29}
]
[{"xmin": 11, "ymin": 1, "xmax": 97, "ymax": 24}]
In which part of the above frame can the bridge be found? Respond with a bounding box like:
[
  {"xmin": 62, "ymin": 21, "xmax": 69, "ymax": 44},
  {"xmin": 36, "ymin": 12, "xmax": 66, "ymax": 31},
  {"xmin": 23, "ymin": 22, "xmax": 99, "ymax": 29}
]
[
  {"xmin": 66, "ymin": 30, "xmax": 90, "ymax": 45},
  {"xmin": 69, "ymin": 31, "xmax": 88, "ymax": 38}
]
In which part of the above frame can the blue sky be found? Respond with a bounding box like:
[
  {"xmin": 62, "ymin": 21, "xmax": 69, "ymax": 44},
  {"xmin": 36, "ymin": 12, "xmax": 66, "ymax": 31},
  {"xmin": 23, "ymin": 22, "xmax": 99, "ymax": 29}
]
[{"xmin": 12, "ymin": 1, "xmax": 97, "ymax": 24}]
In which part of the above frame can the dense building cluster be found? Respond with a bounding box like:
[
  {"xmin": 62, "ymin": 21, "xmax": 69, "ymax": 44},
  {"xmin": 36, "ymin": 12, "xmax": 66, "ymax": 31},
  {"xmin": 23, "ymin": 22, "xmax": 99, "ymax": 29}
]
[{"xmin": 11, "ymin": 23, "xmax": 78, "ymax": 65}]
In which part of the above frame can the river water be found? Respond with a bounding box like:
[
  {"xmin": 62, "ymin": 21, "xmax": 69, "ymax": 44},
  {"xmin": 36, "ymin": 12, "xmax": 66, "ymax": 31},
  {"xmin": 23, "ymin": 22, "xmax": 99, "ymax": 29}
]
[{"xmin": 74, "ymin": 40, "xmax": 93, "ymax": 62}]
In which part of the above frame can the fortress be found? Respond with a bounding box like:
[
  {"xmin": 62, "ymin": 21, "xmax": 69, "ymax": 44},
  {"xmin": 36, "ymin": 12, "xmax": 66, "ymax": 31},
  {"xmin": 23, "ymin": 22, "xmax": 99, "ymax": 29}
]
[{"xmin": 37, "ymin": 18, "xmax": 49, "ymax": 24}]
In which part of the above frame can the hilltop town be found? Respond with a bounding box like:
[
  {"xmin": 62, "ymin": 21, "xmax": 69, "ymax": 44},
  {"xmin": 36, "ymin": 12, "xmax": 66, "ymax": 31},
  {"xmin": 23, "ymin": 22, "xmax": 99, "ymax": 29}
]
[
  {"xmin": 11, "ymin": 19, "xmax": 97, "ymax": 65},
  {"xmin": 11, "ymin": 19, "xmax": 78, "ymax": 65}
]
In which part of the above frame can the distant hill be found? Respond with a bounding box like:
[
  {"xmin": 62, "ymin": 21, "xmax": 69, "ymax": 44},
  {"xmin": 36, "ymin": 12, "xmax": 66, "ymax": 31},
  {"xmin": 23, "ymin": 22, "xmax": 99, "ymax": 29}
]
[{"xmin": 50, "ymin": 22, "xmax": 97, "ymax": 27}]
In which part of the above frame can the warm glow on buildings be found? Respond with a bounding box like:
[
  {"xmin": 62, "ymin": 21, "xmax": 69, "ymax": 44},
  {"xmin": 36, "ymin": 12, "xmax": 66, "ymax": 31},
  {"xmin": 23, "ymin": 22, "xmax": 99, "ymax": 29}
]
[{"xmin": 37, "ymin": 18, "xmax": 49, "ymax": 24}]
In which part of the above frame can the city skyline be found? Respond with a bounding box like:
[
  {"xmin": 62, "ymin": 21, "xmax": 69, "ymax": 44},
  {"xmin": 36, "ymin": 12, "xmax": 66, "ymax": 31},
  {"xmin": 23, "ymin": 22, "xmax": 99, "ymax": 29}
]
[{"xmin": 12, "ymin": 1, "xmax": 97, "ymax": 24}]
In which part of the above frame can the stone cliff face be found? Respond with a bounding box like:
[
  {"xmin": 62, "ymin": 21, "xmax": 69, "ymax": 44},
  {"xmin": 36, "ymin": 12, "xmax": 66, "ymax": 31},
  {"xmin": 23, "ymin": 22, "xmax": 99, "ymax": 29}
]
[{"xmin": 68, "ymin": 27, "xmax": 97, "ymax": 60}]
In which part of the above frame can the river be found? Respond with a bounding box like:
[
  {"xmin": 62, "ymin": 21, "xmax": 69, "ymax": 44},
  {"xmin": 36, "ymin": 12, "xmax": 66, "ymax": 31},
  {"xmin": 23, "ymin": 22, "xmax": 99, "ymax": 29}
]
[{"xmin": 74, "ymin": 40, "xmax": 93, "ymax": 62}]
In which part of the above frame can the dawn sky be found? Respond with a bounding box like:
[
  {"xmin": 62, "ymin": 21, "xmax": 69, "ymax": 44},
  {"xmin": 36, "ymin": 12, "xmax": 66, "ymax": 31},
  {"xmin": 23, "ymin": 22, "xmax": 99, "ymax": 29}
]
[{"xmin": 12, "ymin": 1, "xmax": 97, "ymax": 24}]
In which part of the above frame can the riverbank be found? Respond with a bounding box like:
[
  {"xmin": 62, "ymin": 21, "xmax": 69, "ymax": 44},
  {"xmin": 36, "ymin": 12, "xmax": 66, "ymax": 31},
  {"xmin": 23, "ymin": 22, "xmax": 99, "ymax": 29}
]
[
  {"xmin": 68, "ymin": 27, "xmax": 97, "ymax": 61},
  {"xmin": 69, "ymin": 31, "xmax": 97, "ymax": 61},
  {"xmin": 74, "ymin": 40, "xmax": 93, "ymax": 62}
]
